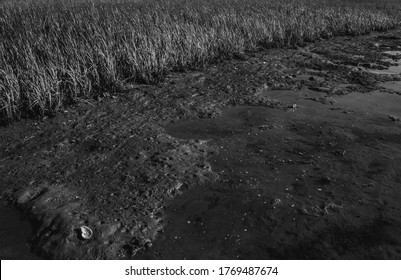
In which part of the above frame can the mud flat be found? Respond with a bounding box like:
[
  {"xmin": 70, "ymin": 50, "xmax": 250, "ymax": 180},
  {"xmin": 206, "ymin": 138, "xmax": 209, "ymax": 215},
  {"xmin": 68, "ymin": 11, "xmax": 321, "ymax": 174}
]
[
  {"xmin": 137, "ymin": 87, "xmax": 401, "ymax": 259},
  {"xmin": 2, "ymin": 29, "xmax": 401, "ymax": 259}
]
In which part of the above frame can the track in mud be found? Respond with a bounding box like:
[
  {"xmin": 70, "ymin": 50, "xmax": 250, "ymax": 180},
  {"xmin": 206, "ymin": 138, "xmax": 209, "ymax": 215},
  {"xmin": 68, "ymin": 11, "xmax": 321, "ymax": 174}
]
[{"xmin": 137, "ymin": 86, "xmax": 401, "ymax": 259}]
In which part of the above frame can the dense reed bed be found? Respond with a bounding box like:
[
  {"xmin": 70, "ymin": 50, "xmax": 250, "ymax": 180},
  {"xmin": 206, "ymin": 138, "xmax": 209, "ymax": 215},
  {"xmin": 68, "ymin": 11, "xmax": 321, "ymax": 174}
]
[{"xmin": 1, "ymin": 0, "xmax": 400, "ymax": 121}]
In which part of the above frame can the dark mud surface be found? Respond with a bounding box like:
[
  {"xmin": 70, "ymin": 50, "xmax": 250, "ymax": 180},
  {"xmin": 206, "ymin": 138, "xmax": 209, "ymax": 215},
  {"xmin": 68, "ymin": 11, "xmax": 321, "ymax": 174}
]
[
  {"xmin": 138, "ymin": 90, "xmax": 401, "ymax": 259},
  {"xmin": 2, "ymin": 29, "xmax": 401, "ymax": 259},
  {"xmin": 0, "ymin": 204, "xmax": 40, "ymax": 259}
]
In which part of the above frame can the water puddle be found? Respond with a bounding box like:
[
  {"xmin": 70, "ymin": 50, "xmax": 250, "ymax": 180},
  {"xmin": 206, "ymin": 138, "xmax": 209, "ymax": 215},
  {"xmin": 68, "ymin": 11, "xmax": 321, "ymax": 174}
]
[
  {"xmin": 334, "ymin": 89, "xmax": 401, "ymax": 119},
  {"xmin": 380, "ymin": 80, "xmax": 401, "ymax": 94},
  {"xmin": 368, "ymin": 50, "xmax": 401, "ymax": 75},
  {"xmin": 0, "ymin": 205, "xmax": 40, "ymax": 259},
  {"xmin": 369, "ymin": 65, "xmax": 401, "ymax": 75},
  {"xmin": 384, "ymin": 51, "xmax": 401, "ymax": 56}
]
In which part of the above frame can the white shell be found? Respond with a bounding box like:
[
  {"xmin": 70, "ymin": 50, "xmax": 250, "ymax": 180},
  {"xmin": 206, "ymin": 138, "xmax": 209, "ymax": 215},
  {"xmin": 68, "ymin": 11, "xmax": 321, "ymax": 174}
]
[{"xmin": 80, "ymin": 226, "xmax": 93, "ymax": 239}]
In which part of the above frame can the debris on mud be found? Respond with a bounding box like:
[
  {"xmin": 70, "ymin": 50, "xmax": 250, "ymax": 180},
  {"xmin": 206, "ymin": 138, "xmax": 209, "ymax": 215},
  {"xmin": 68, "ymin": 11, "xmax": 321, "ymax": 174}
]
[{"xmin": 79, "ymin": 226, "xmax": 93, "ymax": 240}]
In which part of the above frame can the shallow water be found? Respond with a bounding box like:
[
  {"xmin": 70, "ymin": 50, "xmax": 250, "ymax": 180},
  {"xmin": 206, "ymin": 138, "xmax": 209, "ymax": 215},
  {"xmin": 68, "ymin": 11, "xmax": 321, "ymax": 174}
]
[
  {"xmin": 334, "ymin": 89, "xmax": 401, "ymax": 119},
  {"xmin": 384, "ymin": 51, "xmax": 401, "ymax": 56},
  {"xmin": 369, "ymin": 65, "xmax": 401, "ymax": 75},
  {"xmin": 380, "ymin": 80, "xmax": 401, "ymax": 93},
  {"xmin": 369, "ymin": 51, "xmax": 401, "ymax": 75}
]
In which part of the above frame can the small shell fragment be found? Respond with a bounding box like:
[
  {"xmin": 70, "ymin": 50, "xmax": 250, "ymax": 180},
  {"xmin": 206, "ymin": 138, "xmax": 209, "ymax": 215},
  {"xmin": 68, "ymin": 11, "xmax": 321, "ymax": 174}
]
[{"xmin": 80, "ymin": 226, "xmax": 93, "ymax": 240}]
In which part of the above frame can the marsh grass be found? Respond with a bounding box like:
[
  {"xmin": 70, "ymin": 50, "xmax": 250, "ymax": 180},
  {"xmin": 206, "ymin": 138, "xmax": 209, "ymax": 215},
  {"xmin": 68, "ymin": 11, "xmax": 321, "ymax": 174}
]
[{"xmin": 1, "ymin": 0, "xmax": 401, "ymax": 121}]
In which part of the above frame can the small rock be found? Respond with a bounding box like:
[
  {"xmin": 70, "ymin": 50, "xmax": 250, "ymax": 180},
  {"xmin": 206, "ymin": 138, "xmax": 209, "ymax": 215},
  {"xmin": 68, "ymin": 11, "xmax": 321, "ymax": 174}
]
[
  {"xmin": 271, "ymin": 198, "xmax": 282, "ymax": 207},
  {"xmin": 258, "ymin": 124, "xmax": 272, "ymax": 130},
  {"xmin": 388, "ymin": 115, "xmax": 400, "ymax": 122}
]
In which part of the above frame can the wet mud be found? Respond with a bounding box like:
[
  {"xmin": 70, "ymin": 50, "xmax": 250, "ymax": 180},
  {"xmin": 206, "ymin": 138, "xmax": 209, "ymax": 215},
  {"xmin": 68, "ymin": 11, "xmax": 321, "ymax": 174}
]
[
  {"xmin": 136, "ymin": 87, "xmax": 401, "ymax": 259},
  {"xmin": 2, "ymin": 29, "xmax": 401, "ymax": 259},
  {"xmin": 0, "ymin": 204, "xmax": 40, "ymax": 259}
]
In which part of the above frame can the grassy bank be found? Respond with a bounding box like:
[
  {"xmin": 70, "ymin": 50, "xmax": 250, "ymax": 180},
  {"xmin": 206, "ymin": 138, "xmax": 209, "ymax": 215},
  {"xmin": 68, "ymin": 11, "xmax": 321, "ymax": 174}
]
[{"xmin": 1, "ymin": 0, "xmax": 401, "ymax": 122}]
